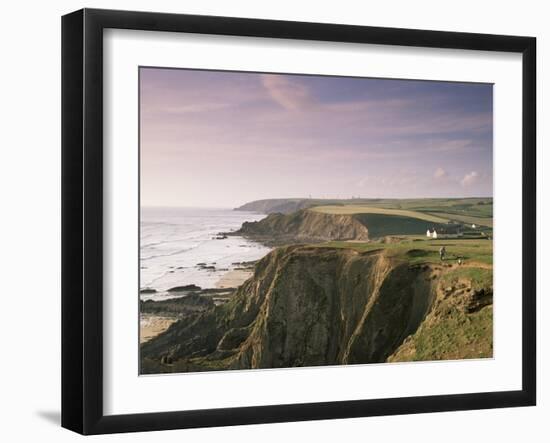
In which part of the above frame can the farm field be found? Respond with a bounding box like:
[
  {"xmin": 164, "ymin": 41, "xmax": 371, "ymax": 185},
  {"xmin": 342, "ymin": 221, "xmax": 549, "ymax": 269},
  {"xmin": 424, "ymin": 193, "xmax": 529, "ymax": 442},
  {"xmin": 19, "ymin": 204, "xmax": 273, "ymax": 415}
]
[
  {"xmin": 310, "ymin": 205, "xmax": 449, "ymax": 223},
  {"xmin": 310, "ymin": 197, "xmax": 493, "ymax": 234},
  {"xmin": 424, "ymin": 212, "xmax": 493, "ymax": 227}
]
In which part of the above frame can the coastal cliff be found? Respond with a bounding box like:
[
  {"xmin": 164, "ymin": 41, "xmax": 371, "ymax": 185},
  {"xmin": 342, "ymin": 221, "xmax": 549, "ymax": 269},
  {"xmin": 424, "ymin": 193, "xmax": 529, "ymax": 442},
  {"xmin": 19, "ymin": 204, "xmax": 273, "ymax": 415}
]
[
  {"xmin": 235, "ymin": 198, "xmax": 315, "ymax": 214},
  {"xmin": 234, "ymin": 209, "xmax": 370, "ymax": 245},
  {"xmin": 140, "ymin": 245, "xmax": 492, "ymax": 373}
]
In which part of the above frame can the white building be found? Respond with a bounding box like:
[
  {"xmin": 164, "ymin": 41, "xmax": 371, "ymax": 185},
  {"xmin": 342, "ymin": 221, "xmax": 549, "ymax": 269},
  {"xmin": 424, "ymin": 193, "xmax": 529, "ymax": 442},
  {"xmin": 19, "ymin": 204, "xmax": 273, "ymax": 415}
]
[{"xmin": 427, "ymin": 228, "xmax": 438, "ymax": 239}]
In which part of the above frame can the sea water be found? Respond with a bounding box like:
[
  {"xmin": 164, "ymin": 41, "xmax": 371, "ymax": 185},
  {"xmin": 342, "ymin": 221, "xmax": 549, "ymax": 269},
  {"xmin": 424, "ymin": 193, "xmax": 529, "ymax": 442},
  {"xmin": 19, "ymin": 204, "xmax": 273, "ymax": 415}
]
[{"xmin": 140, "ymin": 207, "xmax": 270, "ymax": 300}]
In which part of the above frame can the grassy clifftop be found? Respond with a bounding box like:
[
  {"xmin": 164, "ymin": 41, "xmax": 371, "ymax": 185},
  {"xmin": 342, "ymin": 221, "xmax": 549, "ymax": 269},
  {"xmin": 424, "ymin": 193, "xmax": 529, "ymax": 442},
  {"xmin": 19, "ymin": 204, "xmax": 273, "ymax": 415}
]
[
  {"xmin": 141, "ymin": 241, "xmax": 493, "ymax": 373},
  {"xmin": 389, "ymin": 265, "xmax": 493, "ymax": 362},
  {"xmin": 235, "ymin": 197, "xmax": 493, "ymax": 227},
  {"xmin": 322, "ymin": 237, "xmax": 493, "ymax": 265},
  {"xmin": 311, "ymin": 204, "xmax": 449, "ymax": 223},
  {"xmin": 234, "ymin": 197, "xmax": 493, "ymax": 245}
]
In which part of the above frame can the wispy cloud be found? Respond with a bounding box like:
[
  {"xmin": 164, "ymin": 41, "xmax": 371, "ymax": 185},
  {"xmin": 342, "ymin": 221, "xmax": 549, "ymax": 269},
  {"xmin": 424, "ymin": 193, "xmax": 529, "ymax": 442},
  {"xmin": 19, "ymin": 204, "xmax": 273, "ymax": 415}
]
[
  {"xmin": 159, "ymin": 103, "xmax": 232, "ymax": 114},
  {"xmin": 261, "ymin": 75, "xmax": 316, "ymax": 111},
  {"xmin": 461, "ymin": 171, "xmax": 480, "ymax": 187},
  {"xmin": 434, "ymin": 167, "xmax": 448, "ymax": 179}
]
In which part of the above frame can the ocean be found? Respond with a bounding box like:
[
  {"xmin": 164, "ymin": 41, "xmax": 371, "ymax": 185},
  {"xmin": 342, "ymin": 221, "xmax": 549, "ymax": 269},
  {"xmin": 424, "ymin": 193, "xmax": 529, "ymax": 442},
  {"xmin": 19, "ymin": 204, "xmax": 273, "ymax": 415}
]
[{"xmin": 140, "ymin": 207, "xmax": 270, "ymax": 300}]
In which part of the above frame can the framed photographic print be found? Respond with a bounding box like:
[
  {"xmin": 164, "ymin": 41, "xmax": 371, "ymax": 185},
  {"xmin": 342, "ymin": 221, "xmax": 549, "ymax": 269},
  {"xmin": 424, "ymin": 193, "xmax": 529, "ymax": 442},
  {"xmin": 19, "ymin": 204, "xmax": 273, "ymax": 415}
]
[{"xmin": 61, "ymin": 8, "xmax": 536, "ymax": 435}]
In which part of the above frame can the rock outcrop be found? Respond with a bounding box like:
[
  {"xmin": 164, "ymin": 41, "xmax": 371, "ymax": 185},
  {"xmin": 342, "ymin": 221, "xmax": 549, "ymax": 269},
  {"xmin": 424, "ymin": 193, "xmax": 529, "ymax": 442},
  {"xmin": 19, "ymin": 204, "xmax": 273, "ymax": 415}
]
[
  {"xmin": 140, "ymin": 293, "xmax": 215, "ymax": 317},
  {"xmin": 234, "ymin": 209, "xmax": 370, "ymax": 245}
]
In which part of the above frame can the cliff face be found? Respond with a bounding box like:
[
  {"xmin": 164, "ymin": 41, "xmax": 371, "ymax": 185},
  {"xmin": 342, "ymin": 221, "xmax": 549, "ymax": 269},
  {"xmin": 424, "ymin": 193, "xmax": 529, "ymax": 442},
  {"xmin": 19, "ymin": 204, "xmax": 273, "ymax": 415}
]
[
  {"xmin": 236, "ymin": 209, "xmax": 369, "ymax": 245},
  {"xmin": 141, "ymin": 245, "xmax": 491, "ymax": 374}
]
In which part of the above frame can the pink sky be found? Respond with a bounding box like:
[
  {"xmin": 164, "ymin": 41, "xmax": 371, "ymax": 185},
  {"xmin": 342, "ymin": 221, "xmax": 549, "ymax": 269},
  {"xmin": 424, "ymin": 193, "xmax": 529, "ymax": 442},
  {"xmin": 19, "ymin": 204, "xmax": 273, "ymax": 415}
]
[{"xmin": 140, "ymin": 67, "xmax": 493, "ymax": 208}]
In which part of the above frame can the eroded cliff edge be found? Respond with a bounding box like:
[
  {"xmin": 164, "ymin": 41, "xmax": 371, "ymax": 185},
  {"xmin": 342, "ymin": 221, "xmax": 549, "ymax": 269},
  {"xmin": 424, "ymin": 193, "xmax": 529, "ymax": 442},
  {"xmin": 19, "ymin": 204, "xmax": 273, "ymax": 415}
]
[
  {"xmin": 141, "ymin": 245, "xmax": 492, "ymax": 373},
  {"xmin": 234, "ymin": 209, "xmax": 370, "ymax": 245}
]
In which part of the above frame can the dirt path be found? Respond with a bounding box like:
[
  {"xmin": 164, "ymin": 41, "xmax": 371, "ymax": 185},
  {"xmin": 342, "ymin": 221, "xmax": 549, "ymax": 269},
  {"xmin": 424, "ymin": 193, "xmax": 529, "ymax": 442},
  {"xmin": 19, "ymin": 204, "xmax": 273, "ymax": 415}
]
[
  {"xmin": 423, "ymin": 260, "xmax": 492, "ymax": 279},
  {"xmin": 451, "ymin": 261, "xmax": 493, "ymax": 270}
]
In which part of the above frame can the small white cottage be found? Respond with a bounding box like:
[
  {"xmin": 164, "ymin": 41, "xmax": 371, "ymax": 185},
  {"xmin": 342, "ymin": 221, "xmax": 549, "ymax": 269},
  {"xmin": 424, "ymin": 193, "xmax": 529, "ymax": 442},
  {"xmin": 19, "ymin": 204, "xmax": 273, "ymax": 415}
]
[{"xmin": 426, "ymin": 228, "xmax": 438, "ymax": 239}]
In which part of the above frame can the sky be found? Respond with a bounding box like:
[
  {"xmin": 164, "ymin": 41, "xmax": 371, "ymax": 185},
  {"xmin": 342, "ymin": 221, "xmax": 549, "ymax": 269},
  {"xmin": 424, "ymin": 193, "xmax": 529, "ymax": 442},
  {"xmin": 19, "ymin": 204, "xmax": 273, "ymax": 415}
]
[{"xmin": 140, "ymin": 67, "xmax": 493, "ymax": 208}]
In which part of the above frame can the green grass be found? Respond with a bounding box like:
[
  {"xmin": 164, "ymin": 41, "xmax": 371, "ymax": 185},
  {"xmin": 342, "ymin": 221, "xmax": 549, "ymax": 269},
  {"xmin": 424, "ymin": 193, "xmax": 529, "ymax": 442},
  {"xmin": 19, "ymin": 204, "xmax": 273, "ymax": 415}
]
[
  {"xmin": 310, "ymin": 198, "xmax": 493, "ymax": 233},
  {"xmin": 441, "ymin": 267, "xmax": 493, "ymax": 290},
  {"xmin": 318, "ymin": 237, "xmax": 493, "ymax": 265},
  {"xmin": 351, "ymin": 213, "xmax": 446, "ymax": 238},
  {"xmin": 426, "ymin": 212, "xmax": 493, "ymax": 228},
  {"xmin": 407, "ymin": 305, "xmax": 493, "ymax": 362},
  {"xmin": 374, "ymin": 198, "xmax": 492, "ymax": 215},
  {"xmin": 310, "ymin": 205, "xmax": 449, "ymax": 223},
  {"xmin": 400, "ymin": 200, "xmax": 493, "ymax": 216},
  {"xmin": 309, "ymin": 198, "xmax": 492, "ymax": 224}
]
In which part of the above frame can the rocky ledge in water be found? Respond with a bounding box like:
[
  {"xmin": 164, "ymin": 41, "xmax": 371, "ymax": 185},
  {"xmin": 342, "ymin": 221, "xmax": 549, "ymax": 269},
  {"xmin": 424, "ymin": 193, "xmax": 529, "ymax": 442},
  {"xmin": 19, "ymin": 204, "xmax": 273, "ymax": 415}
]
[
  {"xmin": 167, "ymin": 284, "xmax": 202, "ymax": 292},
  {"xmin": 140, "ymin": 292, "xmax": 215, "ymax": 317},
  {"xmin": 141, "ymin": 287, "xmax": 238, "ymax": 317}
]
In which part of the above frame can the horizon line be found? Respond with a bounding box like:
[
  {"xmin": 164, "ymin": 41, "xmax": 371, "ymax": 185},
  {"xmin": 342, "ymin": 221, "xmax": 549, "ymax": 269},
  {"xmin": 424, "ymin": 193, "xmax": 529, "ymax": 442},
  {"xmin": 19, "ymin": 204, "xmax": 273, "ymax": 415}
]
[{"xmin": 141, "ymin": 195, "xmax": 494, "ymax": 210}]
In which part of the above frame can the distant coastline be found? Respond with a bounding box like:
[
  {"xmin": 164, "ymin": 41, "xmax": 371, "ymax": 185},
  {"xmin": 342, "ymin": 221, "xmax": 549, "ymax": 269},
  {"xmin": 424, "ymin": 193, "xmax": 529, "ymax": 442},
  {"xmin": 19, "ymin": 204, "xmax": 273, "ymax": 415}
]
[{"xmin": 234, "ymin": 197, "xmax": 493, "ymax": 215}]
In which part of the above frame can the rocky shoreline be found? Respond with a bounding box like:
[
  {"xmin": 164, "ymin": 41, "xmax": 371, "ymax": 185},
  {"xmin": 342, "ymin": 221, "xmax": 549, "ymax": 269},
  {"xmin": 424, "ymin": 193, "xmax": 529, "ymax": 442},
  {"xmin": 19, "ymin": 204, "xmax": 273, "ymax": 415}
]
[
  {"xmin": 139, "ymin": 260, "xmax": 259, "ymax": 343},
  {"xmin": 139, "ymin": 287, "xmax": 236, "ymax": 344}
]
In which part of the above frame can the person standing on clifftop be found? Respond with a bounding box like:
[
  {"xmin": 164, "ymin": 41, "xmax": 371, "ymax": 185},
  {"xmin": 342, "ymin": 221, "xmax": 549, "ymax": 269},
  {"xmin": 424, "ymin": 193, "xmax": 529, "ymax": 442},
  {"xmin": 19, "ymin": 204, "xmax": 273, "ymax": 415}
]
[{"xmin": 439, "ymin": 246, "xmax": 446, "ymax": 261}]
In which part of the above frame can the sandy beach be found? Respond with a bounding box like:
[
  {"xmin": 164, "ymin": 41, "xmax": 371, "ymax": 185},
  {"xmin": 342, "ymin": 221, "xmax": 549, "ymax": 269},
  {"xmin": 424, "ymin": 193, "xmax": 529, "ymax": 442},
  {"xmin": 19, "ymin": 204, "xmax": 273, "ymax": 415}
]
[
  {"xmin": 140, "ymin": 269, "xmax": 254, "ymax": 343},
  {"xmin": 215, "ymin": 269, "xmax": 253, "ymax": 289},
  {"xmin": 140, "ymin": 315, "xmax": 177, "ymax": 344},
  {"xmin": 140, "ymin": 268, "xmax": 256, "ymax": 343}
]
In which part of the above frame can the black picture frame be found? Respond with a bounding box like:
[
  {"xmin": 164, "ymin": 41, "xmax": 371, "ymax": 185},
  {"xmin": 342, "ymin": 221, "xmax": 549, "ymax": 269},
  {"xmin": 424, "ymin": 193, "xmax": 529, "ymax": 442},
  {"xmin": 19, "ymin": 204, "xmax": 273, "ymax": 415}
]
[{"xmin": 61, "ymin": 8, "xmax": 536, "ymax": 435}]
